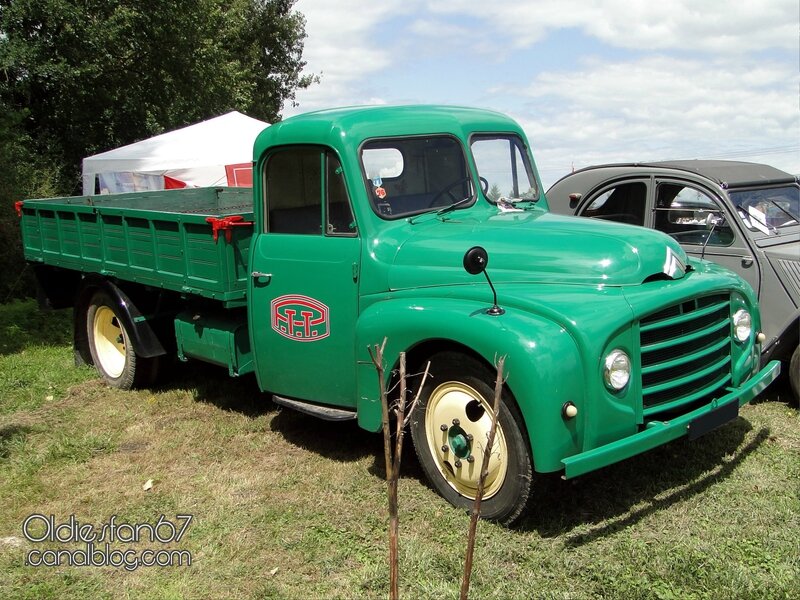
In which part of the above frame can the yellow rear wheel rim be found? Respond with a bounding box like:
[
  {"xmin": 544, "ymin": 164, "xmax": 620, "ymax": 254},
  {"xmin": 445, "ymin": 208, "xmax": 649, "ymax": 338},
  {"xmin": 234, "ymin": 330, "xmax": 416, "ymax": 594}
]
[{"xmin": 92, "ymin": 306, "xmax": 126, "ymax": 378}]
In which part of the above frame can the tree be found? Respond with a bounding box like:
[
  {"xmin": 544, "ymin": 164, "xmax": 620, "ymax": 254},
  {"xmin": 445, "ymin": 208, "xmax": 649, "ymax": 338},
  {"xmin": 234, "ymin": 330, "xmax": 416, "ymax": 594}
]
[
  {"xmin": 0, "ymin": 103, "xmax": 61, "ymax": 300},
  {"xmin": 0, "ymin": 0, "xmax": 315, "ymax": 192},
  {"xmin": 488, "ymin": 183, "xmax": 502, "ymax": 201},
  {"xmin": 0, "ymin": 0, "xmax": 315, "ymax": 298}
]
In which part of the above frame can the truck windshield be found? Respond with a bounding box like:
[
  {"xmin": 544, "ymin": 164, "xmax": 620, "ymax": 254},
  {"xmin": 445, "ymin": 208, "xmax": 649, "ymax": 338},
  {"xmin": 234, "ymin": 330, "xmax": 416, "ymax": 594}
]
[
  {"xmin": 471, "ymin": 134, "xmax": 538, "ymax": 203},
  {"xmin": 729, "ymin": 184, "xmax": 799, "ymax": 234},
  {"xmin": 361, "ymin": 136, "xmax": 475, "ymax": 219}
]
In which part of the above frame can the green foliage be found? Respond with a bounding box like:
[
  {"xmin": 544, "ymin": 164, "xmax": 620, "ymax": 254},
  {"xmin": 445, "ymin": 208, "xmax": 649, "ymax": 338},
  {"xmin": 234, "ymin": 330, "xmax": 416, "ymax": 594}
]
[
  {"xmin": 0, "ymin": 105, "xmax": 62, "ymax": 300},
  {"xmin": 488, "ymin": 183, "xmax": 502, "ymax": 201},
  {"xmin": 0, "ymin": 0, "xmax": 313, "ymax": 191},
  {"xmin": 0, "ymin": 0, "xmax": 313, "ymax": 297},
  {"xmin": 0, "ymin": 301, "xmax": 92, "ymax": 415}
]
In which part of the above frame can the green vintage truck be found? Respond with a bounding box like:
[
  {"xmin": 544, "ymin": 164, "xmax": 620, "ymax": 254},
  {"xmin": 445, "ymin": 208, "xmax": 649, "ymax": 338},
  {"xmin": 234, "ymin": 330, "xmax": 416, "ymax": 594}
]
[{"xmin": 18, "ymin": 106, "xmax": 780, "ymax": 525}]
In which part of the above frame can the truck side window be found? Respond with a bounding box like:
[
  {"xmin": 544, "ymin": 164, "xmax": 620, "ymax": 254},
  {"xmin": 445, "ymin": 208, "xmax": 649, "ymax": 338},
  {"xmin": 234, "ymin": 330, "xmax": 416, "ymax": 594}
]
[
  {"xmin": 654, "ymin": 184, "xmax": 734, "ymax": 246},
  {"xmin": 582, "ymin": 182, "xmax": 646, "ymax": 226},
  {"xmin": 326, "ymin": 155, "xmax": 357, "ymax": 235},
  {"xmin": 265, "ymin": 147, "xmax": 323, "ymax": 234}
]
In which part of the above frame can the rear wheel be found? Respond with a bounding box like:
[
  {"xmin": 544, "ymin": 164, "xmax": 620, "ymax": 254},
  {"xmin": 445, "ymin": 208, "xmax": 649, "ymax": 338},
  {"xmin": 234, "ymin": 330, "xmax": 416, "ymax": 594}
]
[
  {"xmin": 410, "ymin": 352, "xmax": 533, "ymax": 525},
  {"xmin": 86, "ymin": 291, "xmax": 156, "ymax": 389}
]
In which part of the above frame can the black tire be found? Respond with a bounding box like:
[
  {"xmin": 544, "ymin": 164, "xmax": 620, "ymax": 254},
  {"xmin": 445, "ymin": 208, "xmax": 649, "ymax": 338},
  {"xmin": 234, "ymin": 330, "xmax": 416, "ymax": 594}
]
[
  {"xmin": 789, "ymin": 346, "xmax": 799, "ymax": 405},
  {"xmin": 85, "ymin": 290, "xmax": 157, "ymax": 389},
  {"xmin": 410, "ymin": 352, "xmax": 533, "ymax": 525}
]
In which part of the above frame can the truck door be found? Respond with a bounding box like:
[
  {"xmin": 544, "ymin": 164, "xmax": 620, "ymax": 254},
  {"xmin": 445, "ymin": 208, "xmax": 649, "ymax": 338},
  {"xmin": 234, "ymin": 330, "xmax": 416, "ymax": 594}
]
[{"xmin": 249, "ymin": 146, "xmax": 361, "ymax": 407}]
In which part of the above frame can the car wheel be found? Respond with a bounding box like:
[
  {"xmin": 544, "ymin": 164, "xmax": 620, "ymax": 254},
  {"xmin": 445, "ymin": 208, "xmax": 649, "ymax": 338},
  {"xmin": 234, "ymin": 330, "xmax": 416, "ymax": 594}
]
[
  {"xmin": 86, "ymin": 290, "xmax": 157, "ymax": 389},
  {"xmin": 410, "ymin": 352, "xmax": 533, "ymax": 525}
]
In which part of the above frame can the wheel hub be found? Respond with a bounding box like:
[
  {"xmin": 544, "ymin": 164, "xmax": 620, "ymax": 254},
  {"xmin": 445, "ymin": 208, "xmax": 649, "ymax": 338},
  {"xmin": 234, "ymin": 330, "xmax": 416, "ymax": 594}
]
[{"xmin": 447, "ymin": 423, "xmax": 472, "ymax": 459}]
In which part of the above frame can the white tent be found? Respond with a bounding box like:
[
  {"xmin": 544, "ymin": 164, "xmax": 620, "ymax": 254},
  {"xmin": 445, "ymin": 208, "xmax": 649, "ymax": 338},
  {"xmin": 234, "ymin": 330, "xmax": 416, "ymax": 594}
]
[{"xmin": 82, "ymin": 111, "xmax": 269, "ymax": 195}]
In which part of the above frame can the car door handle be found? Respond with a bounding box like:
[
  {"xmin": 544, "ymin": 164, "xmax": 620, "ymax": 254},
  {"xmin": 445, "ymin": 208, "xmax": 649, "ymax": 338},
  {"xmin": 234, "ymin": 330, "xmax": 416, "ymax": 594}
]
[
  {"xmin": 741, "ymin": 257, "xmax": 754, "ymax": 268},
  {"xmin": 251, "ymin": 271, "xmax": 272, "ymax": 282}
]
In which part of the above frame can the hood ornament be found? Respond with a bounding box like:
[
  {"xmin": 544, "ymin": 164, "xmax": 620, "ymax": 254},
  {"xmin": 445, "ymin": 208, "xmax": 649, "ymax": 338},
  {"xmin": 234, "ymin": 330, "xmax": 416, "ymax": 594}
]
[{"xmin": 663, "ymin": 247, "xmax": 686, "ymax": 279}]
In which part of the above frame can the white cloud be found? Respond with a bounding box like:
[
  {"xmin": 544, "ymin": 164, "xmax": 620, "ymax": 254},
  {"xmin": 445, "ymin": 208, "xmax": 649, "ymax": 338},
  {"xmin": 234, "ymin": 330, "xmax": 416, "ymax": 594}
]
[
  {"xmin": 429, "ymin": 0, "xmax": 797, "ymax": 53},
  {"xmin": 285, "ymin": 0, "xmax": 414, "ymax": 114},
  {"xmin": 519, "ymin": 56, "xmax": 800, "ymax": 186},
  {"xmin": 284, "ymin": 1, "xmax": 799, "ymax": 188}
]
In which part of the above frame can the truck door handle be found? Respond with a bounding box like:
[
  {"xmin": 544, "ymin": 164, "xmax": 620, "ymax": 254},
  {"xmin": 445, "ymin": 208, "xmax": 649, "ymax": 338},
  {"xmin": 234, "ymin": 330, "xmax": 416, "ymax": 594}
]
[
  {"xmin": 741, "ymin": 257, "xmax": 753, "ymax": 267},
  {"xmin": 251, "ymin": 271, "xmax": 272, "ymax": 282}
]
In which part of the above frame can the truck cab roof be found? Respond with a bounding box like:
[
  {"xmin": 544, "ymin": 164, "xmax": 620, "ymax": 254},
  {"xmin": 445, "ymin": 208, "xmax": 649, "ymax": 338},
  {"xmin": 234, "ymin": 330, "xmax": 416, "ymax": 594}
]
[{"xmin": 253, "ymin": 105, "xmax": 524, "ymax": 157}]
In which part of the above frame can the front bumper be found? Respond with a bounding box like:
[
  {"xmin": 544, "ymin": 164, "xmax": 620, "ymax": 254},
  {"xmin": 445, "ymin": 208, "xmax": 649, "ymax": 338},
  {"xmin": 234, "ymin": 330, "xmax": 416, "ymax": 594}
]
[{"xmin": 561, "ymin": 360, "xmax": 781, "ymax": 479}]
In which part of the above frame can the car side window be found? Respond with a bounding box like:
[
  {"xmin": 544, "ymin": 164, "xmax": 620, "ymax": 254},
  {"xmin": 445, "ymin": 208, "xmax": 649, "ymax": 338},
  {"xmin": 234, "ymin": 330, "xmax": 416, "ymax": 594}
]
[
  {"xmin": 654, "ymin": 183, "xmax": 734, "ymax": 246},
  {"xmin": 582, "ymin": 182, "xmax": 647, "ymax": 226}
]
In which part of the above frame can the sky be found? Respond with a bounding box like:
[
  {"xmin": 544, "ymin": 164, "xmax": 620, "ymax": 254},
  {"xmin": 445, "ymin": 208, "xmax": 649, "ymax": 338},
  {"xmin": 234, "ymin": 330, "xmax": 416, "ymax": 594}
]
[{"xmin": 281, "ymin": 0, "xmax": 800, "ymax": 189}]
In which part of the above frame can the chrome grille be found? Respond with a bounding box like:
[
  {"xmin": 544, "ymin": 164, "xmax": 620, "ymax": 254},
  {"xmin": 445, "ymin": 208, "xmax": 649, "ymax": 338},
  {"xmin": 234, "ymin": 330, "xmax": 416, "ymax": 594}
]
[{"xmin": 640, "ymin": 294, "xmax": 732, "ymax": 415}]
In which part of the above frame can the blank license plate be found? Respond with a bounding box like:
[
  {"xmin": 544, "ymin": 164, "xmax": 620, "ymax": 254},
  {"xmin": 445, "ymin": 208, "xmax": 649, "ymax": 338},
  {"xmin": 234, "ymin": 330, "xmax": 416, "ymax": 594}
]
[{"xmin": 687, "ymin": 401, "xmax": 739, "ymax": 441}]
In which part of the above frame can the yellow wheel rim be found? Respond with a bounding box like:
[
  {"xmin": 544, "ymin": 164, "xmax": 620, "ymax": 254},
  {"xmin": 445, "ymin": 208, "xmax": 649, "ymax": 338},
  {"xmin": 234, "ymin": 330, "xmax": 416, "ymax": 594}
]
[
  {"xmin": 424, "ymin": 381, "xmax": 508, "ymax": 499},
  {"xmin": 92, "ymin": 306, "xmax": 126, "ymax": 378}
]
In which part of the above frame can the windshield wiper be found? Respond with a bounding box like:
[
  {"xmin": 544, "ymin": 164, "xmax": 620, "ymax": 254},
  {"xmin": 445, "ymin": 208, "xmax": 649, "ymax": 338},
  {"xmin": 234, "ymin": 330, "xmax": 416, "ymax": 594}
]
[
  {"xmin": 734, "ymin": 203, "xmax": 777, "ymax": 235},
  {"xmin": 436, "ymin": 196, "xmax": 473, "ymax": 216},
  {"xmin": 769, "ymin": 200, "xmax": 798, "ymax": 227},
  {"xmin": 408, "ymin": 196, "xmax": 473, "ymax": 224},
  {"xmin": 497, "ymin": 196, "xmax": 538, "ymax": 212}
]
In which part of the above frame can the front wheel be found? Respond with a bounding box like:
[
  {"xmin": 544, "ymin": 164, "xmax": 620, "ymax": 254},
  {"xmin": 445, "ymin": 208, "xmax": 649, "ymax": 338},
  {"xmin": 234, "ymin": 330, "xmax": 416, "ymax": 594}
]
[
  {"xmin": 410, "ymin": 352, "xmax": 533, "ymax": 525},
  {"xmin": 86, "ymin": 290, "xmax": 157, "ymax": 389}
]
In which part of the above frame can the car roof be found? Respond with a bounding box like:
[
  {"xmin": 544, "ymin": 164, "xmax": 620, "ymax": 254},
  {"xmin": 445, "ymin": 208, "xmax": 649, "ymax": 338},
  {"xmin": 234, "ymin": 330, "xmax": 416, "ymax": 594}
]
[{"xmin": 551, "ymin": 159, "xmax": 797, "ymax": 190}]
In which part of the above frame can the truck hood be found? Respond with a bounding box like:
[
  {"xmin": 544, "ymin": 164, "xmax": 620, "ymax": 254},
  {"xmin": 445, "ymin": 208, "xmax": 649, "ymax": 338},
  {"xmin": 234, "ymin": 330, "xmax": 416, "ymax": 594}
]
[{"xmin": 388, "ymin": 209, "xmax": 690, "ymax": 289}]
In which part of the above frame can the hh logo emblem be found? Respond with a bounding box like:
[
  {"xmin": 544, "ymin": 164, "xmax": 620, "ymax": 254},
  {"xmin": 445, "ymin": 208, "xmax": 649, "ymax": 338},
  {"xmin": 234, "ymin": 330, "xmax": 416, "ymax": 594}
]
[{"xmin": 271, "ymin": 295, "xmax": 330, "ymax": 342}]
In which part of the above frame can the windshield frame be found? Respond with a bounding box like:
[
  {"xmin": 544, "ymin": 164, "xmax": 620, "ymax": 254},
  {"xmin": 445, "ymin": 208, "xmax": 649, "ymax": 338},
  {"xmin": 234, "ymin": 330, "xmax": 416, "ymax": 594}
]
[
  {"xmin": 358, "ymin": 134, "xmax": 477, "ymax": 220},
  {"xmin": 469, "ymin": 132, "xmax": 539, "ymax": 204}
]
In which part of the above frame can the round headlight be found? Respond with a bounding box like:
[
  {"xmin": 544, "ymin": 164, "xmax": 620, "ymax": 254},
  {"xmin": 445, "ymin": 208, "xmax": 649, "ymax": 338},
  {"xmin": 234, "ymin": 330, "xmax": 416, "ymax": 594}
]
[
  {"xmin": 603, "ymin": 349, "xmax": 631, "ymax": 391},
  {"xmin": 732, "ymin": 309, "xmax": 752, "ymax": 342}
]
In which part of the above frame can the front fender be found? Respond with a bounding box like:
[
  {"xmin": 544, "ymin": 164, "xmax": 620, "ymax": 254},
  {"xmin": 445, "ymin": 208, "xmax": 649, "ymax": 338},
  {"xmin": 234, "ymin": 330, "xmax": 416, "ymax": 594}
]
[
  {"xmin": 355, "ymin": 297, "xmax": 586, "ymax": 472},
  {"xmin": 761, "ymin": 311, "xmax": 799, "ymax": 364}
]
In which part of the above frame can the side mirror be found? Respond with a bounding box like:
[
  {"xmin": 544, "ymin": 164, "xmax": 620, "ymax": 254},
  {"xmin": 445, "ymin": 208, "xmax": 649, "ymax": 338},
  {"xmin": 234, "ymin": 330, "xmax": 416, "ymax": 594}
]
[
  {"xmin": 705, "ymin": 213, "xmax": 725, "ymax": 229},
  {"xmin": 462, "ymin": 246, "xmax": 504, "ymax": 315},
  {"xmin": 463, "ymin": 246, "xmax": 489, "ymax": 275}
]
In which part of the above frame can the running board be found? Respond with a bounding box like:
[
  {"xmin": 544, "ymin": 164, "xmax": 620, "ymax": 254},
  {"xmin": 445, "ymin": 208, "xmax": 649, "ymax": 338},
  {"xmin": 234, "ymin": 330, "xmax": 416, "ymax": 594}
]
[{"xmin": 272, "ymin": 395, "xmax": 357, "ymax": 421}]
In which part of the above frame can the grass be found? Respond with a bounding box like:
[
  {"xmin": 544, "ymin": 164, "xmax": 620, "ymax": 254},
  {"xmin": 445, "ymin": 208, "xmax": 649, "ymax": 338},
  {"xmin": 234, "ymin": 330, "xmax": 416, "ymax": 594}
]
[{"xmin": 0, "ymin": 299, "xmax": 798, "ymax": 599}]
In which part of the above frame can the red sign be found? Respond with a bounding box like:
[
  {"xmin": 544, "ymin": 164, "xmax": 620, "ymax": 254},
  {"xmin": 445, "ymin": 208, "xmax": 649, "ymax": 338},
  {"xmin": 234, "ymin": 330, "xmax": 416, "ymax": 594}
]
[
  {"xmin": 270, "ymin": 295, "xmax": 330, "ymax": 342},
  {"xmin": 225, "ymin": 163, "xmax": 254, "ymax": 187}
]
